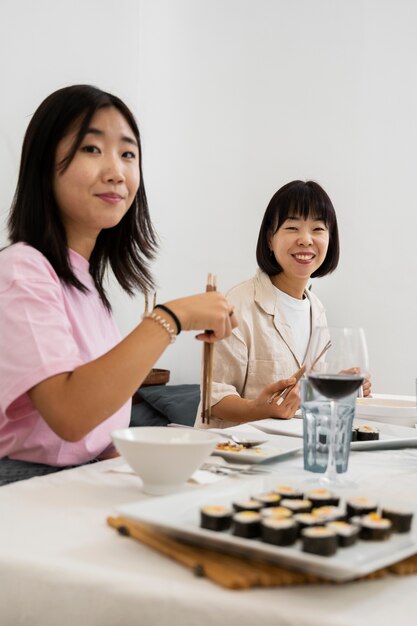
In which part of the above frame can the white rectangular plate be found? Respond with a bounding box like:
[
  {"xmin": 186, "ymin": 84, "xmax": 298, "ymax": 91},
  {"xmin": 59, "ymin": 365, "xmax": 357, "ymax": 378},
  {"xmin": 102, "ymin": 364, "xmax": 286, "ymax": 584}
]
[
  {"xmin": 355, "ymin": 397, "xmax": 417, "ymax": 427},
  {"xmin": 251, "ymin": 418, "xmax": 417, "ymax": 451},
  {"xmin": 212, "ymin": 435, "xmax": 302, "ymax": 464},
  {"xmin": 117, "ymin": 475, "xmax": 417, "ymax": 582},
  {"xmin": 351, "ymin": 420, "xmax": 417, "ymax": 450}
]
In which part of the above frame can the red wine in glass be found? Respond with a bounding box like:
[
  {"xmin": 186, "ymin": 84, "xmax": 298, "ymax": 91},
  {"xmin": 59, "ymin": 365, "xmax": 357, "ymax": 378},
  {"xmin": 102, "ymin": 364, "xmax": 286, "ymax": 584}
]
[{"xmin": 308, "ymin": 373, "xmax": 364, "ymax": 401}]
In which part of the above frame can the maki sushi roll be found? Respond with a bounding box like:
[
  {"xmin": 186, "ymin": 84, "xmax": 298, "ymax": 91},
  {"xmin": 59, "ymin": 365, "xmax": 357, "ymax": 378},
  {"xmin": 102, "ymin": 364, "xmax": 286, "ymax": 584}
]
[
  {"xmin": 200, "ymin": 505, "xmax": 233, "ymax": 532},
  {"xmin": 301, "ymin": 526, "xmax": 338, "ymax": 557},
  {"xmin": 327, "ymin": 521, "xmax": 360, "ymax": 547},
  {"xmin": 261, "ymin": 517, "xmax": 298, "ymax": 546},
  {"xmin": 232, "ymin": 511, "xmax": 261, "ymax": 538},
  {"xmin": 260, "ymin": 506, "xmax": 293, "ymax": 519},
  {"xmin": 253, "ymin": 491, "xmax": 282, "ymax": 508},
  {"xmin": 280, "ymin": 498, "xmax": 313, "ymax": 514},
  {"xmin": 232, "ymin": 498, "xmax": 263, "ymax": 513},
  {"xmin": 351, "ymin": 428, "xmax": 358, "ymax": 442},
  {"xmin": 274, "ymin": 485, "xmax": 304, "ymax": 500},
  {"xmin": 346, "ymin": 497, "xmax": 378, "ymax": 518},
  {"xmin": 306, "ymin": 488, "xmax": 340, "ymax": 508},
  {"xmin": 293, "ymin": 513, "xmax": 323, "ymax": 532},
  {"xmin": 312, "ymin": 506, "xmax": 345, "ymax": 523},
  {"xmin": 356, "ymin": 426, "xmax": 379, "ymax": 441},
  {"xmin": 381, "ymin": 507, "xmax": 413, "ymax": 533},
  {"xmin": 358, "ymin": 513, "xmax": 392, "ymax": 541}
]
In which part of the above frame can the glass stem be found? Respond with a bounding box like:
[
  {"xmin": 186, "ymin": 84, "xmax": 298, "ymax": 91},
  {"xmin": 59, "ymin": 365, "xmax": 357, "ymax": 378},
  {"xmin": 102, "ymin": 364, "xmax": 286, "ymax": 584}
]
[{"xmin": 326, "ymin": 400, "xmax": 338, "ymax": 480}]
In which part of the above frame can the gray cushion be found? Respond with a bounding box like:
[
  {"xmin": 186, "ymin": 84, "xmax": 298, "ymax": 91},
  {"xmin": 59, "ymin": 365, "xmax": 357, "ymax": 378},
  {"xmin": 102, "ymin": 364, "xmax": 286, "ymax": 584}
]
[{"xmin": 131, "ymin": 384, "xmax": 200, "ymax": 427}]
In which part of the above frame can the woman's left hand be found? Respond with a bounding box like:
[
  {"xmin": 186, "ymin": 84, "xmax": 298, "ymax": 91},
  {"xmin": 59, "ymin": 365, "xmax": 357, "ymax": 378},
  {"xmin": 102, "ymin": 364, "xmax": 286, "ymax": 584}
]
[
  {"xmin": 342, "ymin": 367, "xmax": 372, "ymax": 397},
  {"xmin": 362, "ymin": 375, "xmax": 372, "ymax": 397}
]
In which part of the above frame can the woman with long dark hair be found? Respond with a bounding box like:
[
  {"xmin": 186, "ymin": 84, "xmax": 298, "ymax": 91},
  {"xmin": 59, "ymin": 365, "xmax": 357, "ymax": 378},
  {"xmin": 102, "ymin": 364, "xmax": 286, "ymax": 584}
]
[{"xmin": 0, "ymin": 84, "xmax": 237, "ymax": 482}]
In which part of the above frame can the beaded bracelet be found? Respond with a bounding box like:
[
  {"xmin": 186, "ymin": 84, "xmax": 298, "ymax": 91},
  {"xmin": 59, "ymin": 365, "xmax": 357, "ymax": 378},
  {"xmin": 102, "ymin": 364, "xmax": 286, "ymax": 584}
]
[
  {"xmin": 144, "ymin": 312, "xmax": 176, "ymax": 343},
  {"xmin": 153, "ymin": 304, "xmax": 182, "ymax": 335}
]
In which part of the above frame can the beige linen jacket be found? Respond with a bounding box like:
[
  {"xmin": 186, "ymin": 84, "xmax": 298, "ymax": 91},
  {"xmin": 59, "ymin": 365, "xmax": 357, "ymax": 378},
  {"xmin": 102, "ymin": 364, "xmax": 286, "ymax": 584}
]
[{"xmin": 195, "ymin": 270, "xmax": 327, "ymax": 428}]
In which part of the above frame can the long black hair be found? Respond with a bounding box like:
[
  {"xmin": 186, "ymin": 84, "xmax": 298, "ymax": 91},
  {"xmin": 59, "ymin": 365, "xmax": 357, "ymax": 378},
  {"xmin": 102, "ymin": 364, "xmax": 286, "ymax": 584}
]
[
  {"xmin": 8, "ymin": 84, "xmax": 158, "ymax": 309},
  {"xmin": 256, "ymin": 180, "xmax": 339, "ymax": 278}
]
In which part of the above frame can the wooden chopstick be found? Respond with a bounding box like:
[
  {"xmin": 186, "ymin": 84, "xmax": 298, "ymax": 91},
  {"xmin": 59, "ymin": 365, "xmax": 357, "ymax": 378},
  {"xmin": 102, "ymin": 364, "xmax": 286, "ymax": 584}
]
[
  {"xmin": 269, "ymin": 339, "xmax": 332, "ymax": 406},
  {"xmin": 269, "ymin": 365, "xmax": 306, "ymax": 405},
  {"xmin": 144, "ymin": 291, "xmax": 157, "ymax": 315},
  {"xmin": 201, "ymin": 273, "xmax": 216, "ymax": 424}
]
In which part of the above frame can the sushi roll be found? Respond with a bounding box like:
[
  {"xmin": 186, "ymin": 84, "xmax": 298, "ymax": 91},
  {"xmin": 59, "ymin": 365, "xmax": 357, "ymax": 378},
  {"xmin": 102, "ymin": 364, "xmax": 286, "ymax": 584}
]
[
  {"xmin": 253, "ymin": 492, "xmax": 282, "ymax": 508},
  {"xmin": 358, "ymin": 512, "xmax": 392, "ymax": 541},
  {"xmin": 261, "ymin": 517, "xmax": 298, "ymax": 546},
  {"xmin": 280, "ymin": 498, "xmax": 313, "ymax": 514},
  {"xmin": 351, "ymin": 428, "xmax": 358, "ymax": 442},
  {"xmin": 318, "ymin": 432, "xmax": 327, "ymax": 444},
  {"xmin": 381, "ymin": 507, "xmax": 413, "ymax": 533},
  {"xmin": 274, "ymin": 485, "xmax": 304, "ymax": 500},
  {"xmin": 260, "ymin": 506, "xmax": 293, "ymax": 519},
  {"xmin": 200, "ymin": 505, "xmax": 233, "ymax": 532},
  {"xmin": 306, "ymin": 488, "xmax": 340, "ymax": 508},
  {"xmin": 356, "ymin": 425, "xmax": 379, "ymax": 441},
  {"xmin": 293, "ymin": 513, "xmax": 323, "ymax": 532},
  {"xmin": 232, "ymin": 498, "xmax": 263, "ymax": 513},
  {"xmin": 327, "ymin": 521, "xmax": 360, "ymax": 547},
  {"xmin": 312, "ymin": 506, "xmax": 345, "ymax": 523},
  {"xmin": 346, "ymin": 497, "xmax": 378, "ymax": 518},
  {"xmin": 301, "ymin": 526, "xmax": 338, "ymax": 557},
  {"xmin": 232, "ymin": 511, "xmax": 261, "ymax": 538}
]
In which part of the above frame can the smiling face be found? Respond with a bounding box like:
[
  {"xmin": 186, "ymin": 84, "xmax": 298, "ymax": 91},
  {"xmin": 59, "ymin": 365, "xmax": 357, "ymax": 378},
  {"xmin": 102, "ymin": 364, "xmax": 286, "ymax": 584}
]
[
  {"xmin": 269, "ymin": 216, "xmax": 329, "ymax": 296},
  {"xmin": 53, "ymin": 106, "xmax": 140, "ymax": 257}
]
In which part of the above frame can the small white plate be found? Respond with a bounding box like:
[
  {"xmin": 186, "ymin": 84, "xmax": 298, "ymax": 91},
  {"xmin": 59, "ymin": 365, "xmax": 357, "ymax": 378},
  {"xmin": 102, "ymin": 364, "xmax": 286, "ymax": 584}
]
[
  {"xmin": 251, "ymin": 418, "xmax": 304, "ymax": 438},
  {"xmin": 117, "ymin": 475, "xmax": 417, "ymax": 582},
  {"xmin": 355, "ymin": 398, "xmax": 417, "ymax": 427},
  {"xmin": 212, "ymin": 435, "xmax": 302, "ymax": 464}
]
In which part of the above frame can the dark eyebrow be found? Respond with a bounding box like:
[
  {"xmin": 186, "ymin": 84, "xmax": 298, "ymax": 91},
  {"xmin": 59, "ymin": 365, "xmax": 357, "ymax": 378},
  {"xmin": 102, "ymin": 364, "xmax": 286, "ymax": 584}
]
[{"xmin": 85, "ymin": 127, "xmax": 138, "ymax": 147}]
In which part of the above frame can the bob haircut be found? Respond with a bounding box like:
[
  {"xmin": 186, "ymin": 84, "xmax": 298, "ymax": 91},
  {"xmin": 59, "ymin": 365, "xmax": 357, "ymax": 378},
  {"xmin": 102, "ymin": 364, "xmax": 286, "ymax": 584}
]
[
  {"xmin": 8, "ymin": 84, "xmax": 157, "ymax": 309},
  {"xmin": 256, "ymin": 180, "xmax": 339, "ymax": 278}
]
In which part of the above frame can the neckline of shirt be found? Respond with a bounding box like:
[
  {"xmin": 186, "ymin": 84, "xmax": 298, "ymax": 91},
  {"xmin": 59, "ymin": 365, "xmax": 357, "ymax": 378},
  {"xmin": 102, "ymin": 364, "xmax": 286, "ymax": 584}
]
[
  {"xmin": 273, "ymin": 284, "xmax": 310, "ymax": 309},
  {"xmin": 68, "ymin": 248, "xmax": 90, "ymax": 274}
]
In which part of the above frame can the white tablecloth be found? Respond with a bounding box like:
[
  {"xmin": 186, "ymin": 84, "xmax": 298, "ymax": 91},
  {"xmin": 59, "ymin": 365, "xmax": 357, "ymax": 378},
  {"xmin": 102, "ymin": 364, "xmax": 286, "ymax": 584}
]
[{"xmin": 1, "ymin": 425, "xmax": 417, "ymax": 626}]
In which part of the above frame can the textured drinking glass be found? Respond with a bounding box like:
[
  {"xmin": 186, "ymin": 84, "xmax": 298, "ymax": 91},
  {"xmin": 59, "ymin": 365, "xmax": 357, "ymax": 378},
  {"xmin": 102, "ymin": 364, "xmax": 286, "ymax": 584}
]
[{"xmin": 301, "ymin": 377, "xmax": 357, "ymax": 474}]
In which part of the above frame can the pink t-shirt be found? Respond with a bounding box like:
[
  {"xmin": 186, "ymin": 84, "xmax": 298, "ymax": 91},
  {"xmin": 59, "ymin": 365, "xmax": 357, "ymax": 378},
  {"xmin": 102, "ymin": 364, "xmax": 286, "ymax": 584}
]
[{"xmin": 0, "ymin": 243, "xmax": 131, "ymax": 466}]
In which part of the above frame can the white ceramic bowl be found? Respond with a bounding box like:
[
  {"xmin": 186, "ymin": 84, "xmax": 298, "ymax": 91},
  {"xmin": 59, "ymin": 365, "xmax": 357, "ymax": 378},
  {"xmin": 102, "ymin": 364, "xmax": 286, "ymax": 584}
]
[{"xmin": 111, "ymin": 427, "xmax": 219, "ymax": 495}]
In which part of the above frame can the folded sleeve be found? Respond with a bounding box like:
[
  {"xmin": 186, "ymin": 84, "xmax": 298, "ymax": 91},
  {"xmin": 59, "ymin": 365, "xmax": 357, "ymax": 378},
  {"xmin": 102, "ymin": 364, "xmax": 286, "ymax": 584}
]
[{"xmin": 209, "ymin": 327, "xmax": 249, "ymax": 407}]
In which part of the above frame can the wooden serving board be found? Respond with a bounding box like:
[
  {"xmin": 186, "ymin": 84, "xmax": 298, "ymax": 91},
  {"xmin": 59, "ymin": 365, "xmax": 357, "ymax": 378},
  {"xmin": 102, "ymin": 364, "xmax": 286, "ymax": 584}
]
[{"xmin": 107, "ymin": 516, "xmax": 417, "ymax": 589}]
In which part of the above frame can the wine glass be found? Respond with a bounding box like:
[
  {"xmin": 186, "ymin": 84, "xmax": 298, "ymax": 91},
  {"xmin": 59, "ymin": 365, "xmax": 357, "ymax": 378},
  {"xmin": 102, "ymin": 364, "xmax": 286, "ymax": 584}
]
[{"xmin": 306, "ymin": 326, "xmax": 369, "ymax": 487}]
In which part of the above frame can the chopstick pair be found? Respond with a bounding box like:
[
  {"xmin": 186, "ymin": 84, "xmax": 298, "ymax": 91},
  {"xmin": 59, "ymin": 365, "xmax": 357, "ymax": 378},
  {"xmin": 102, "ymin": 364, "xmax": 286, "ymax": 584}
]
[
  {"xmin": 268, "ymin": 339, "xmax": 332, "ymax": 406},
  {"xmin": 201, "ymin": 273, "xmax": 217, "ymax": 425},
  {"xmin": 144, "ymin": 291, "xmax": 157, "ymax": 315},
  {"xmin": 268, "ymin": 365, "xmax": 305, "ymax": 406}
]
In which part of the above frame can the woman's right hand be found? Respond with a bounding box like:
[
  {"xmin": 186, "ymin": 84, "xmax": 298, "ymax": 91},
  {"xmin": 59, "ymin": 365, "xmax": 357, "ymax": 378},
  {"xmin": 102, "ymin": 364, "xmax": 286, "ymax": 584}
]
[
  {"xmin": 164, "ymin": 292, "xmax": 238, "ymax": 341},
  {"xmin": 252, "ymin": 378, "xmax": 300, "ymax": 419}
]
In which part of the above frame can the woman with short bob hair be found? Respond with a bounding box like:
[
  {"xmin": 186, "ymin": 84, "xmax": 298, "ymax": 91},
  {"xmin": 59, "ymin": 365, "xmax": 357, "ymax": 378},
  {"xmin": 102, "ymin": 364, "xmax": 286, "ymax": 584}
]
[
  {"xmin": 0, "ymin": 84, "xmax": 237, "ymax": 484},
  {"xmin": 256, "ymin": 180, "xmax": 339, "ymax": 279},
  {"xmin": 195, "ymin": 179, "xmax": 370, "ymax": 429}
]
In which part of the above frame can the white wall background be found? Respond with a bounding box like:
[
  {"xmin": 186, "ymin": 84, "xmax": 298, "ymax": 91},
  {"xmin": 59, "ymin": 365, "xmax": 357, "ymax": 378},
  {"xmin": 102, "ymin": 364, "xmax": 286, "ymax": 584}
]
[{"xmin": 1, "ymin": 0, "xmax": 416, "ymax": 394}]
